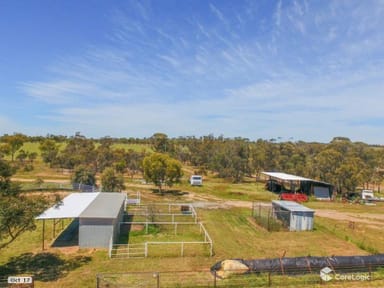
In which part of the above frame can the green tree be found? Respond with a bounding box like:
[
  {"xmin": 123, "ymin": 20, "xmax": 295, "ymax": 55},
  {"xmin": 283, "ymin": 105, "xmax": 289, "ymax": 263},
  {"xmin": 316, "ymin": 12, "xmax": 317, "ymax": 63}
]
[
  {"xmin": 211, "ymin": 140, "xmax": 250, "ymax": 183},
  {"xmin": 336, "ymin": 157, "xmax": 365, "ymax": 193},
  {"xmin": 71, "ymin": 165, "xmax": 96, "ymax": 186},
  {"xmin": 101, "ymin": 167, "xmax": 125, "ymax": 192},
  {"xmin": 57, "ymin": 137, "xmax": 96, "ymax": 169},
  {"xmin": 39, "ymin": 139, "xmax": 59, "ymax": 167},
  {"xmin": 0, "ymin": 144, "xmax": 10, "ymax": 159},
  {"xmin": 142, "ymin": 153, "xmax": 183, "ymax": 193},
  {"xmin": 95, "ymin": 138, "xmax": 115, "ymax": 172},
  {"xmin": 2, "ymin": 133, "xmax": 27, "ymax": 162},
  {"xmin": 0, "ymin": 159, "xmax": 51, "ymax": 249},
  {"xmin": 124, "ymin": 149, "xmax": 145, "ymax": 179},
  {"xmin": 250, "ymin": 139, "xmax": 267, "ymax": 180},
  {"xmin": 16, "ymin": 149, "xmax": 28, "ymax": 163}
]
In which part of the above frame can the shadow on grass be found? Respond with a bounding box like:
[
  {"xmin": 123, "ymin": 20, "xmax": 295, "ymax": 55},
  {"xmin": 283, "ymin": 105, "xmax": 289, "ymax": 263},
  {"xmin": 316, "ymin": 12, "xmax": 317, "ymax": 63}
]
[
  {"xmin": 151, "ymin": 189, "xmax": 189, "ymax": 196},
  {"xmin": 0, "ymin": 252, "xmax": 91, "ymax": 282},
  {"xmin": 52, "ymin": 219, "xmax": 79, "ymax": 247}
]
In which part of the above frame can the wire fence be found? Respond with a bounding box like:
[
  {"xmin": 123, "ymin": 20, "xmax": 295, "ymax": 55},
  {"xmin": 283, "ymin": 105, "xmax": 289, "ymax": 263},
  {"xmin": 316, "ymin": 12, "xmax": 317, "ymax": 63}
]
[
  {"xmin": 96, "ymin": 266, "xmax": 384, "ymax": 288},
  {"xmin": 19, "ymin": 181, "xmax": 100, "ymax": 192},
  {"xmin": 72, "ymin": 183, "xmax": 100, "ymax": 192},
  {"xmin": 0, "ymin": 277, "xmax": 6, "ymax": 288},
  {"xmin": 252, "ymin": 203, "xmax": 289, "ymax": 231}
]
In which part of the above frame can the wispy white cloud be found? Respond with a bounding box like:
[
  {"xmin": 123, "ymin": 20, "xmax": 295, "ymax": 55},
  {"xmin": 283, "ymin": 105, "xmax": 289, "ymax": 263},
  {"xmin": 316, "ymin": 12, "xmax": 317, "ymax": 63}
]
[
  {"xmin": 15, "ymin": 0, "xmax": 384, "ymax": 143},
  {"xmin": 209, "ymin": 3, "xmax": 226, "ymax": 23},
  {"xmin": 22, "ymin": 80, "xmax": 96, "ymax": 104},
  {"xmin": 274, "ymin": 0, "xmax": 282, "ymax": 27}
]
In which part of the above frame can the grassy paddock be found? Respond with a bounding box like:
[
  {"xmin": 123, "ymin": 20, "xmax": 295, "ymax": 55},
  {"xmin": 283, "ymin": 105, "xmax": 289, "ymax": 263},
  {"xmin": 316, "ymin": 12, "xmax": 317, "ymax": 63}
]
[
  {"xmin": 2, "ymin": 144, "xmax": 384, "ymax": 287},
  {"xmin": 1, "ymin": 205, "xmax": 384, "ymax": 287}
]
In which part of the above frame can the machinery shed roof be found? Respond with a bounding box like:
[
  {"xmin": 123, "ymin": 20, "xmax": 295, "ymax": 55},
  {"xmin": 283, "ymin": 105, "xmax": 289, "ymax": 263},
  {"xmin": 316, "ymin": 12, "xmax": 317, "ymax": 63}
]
[{"xmin": 36, "ymin": 192, "xmax": 126, "ymax": 220}]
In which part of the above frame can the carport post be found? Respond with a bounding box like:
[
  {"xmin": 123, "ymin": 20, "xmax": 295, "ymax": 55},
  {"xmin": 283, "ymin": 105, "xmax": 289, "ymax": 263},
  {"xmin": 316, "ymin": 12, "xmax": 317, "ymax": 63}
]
[{"xmin": 42, "ymin": 219, "xmax": 45, "ymax": 250}]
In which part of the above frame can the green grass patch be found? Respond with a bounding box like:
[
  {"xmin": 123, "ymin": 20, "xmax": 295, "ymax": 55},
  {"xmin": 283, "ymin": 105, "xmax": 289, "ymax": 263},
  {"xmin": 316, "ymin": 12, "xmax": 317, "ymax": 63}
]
[{"xmin": 315, "ymin": 217, "xmax": 383, "ymax": 254}]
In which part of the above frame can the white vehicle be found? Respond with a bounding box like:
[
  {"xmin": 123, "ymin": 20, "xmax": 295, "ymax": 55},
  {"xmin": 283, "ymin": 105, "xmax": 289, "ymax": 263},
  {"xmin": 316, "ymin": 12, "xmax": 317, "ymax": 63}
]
[
  {"xmin": 362, "ymin": 190, "xmax": 374, "ymax": 200},
  {"xmin": 190, "ymin": 175, "xmax": 203, "ymax": 186}
]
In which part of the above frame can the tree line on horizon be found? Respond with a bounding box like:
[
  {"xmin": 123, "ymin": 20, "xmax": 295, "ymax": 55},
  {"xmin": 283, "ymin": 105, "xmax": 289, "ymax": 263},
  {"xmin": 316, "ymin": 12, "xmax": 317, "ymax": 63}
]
[
  {"xmin": 1, "ymin": 132, "xmax": 384, "ymax": 250},
  {"xmin": 1, "ymin": 132, "xmax": 384, "ymax": 194}
]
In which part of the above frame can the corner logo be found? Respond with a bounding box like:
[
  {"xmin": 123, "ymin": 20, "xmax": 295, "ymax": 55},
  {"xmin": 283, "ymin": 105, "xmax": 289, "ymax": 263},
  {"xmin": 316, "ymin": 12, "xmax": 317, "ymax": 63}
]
[{"xmin": 320, "ymin": 267, "xmax": 333, "ymax": 282}]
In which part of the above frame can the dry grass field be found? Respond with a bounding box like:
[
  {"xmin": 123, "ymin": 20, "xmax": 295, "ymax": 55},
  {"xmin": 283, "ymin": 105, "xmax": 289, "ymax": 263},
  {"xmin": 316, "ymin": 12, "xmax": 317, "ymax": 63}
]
[{"xmin": 2, "ymin": 145, "xmax": 384, "ymax": 287}]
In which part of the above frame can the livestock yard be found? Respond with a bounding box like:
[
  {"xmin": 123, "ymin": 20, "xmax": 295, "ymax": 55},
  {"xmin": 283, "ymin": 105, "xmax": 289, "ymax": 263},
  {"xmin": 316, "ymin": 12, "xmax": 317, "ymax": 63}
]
[{"xmin": 2, "ymin": 176, "xmax": 384, "ymax": 287}]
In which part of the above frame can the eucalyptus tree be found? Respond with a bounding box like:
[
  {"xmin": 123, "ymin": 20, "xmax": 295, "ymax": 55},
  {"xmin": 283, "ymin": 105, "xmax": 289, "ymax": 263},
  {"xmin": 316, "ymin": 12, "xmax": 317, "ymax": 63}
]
[
  {"xmin": 95, "ymin": 138, "xmax": 115, "ymax": 172},
  {"xmin": 57, "ymin": 137, "xmax": 96, "ymax": 169},
  {"xmin": 71, "ymin": 165, "xmax": 97, "ymax": 187},
  {"xmin": 142, "ymin": 153, "xmax": 183, "ymax": 193},
  {"xmin": 211, "ymin": 139, "xmax": 250, "ymax": 183},
  {"xmin": 39, "ymin": 139, "xmax": 59, "ymax": 167},
  {"xmin": 150, "ymin": 133, "xmax": 173, "ymax": 153},
  {"xmin": 101, "ymin": 167, "xmax": 126, "ymax": 192},
  {"xmin": 1, "ymin": 133, "xmax": 27, "ymax": 162},
  {"xmin": 0, "ymin": 159, "xmax": 51, "ymax": 250}
]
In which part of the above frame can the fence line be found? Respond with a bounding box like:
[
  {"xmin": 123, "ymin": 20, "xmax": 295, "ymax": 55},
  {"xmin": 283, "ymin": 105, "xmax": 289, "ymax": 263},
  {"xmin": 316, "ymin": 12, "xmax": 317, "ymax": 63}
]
[
  {"xmin": 110, "ymin": 203, "xmax": 213, "ymax": 259},
  {"xmin": 126, "ymin": 203, "xmax": 198, "ymax": 223},
  {"xmin": 126, "ymin": 191, "xmax": 141, "ymax": 205},
  {"xmin": 97, "ymin": 266, "xmax": 384, "ymax": 287},
  {"xmin": 252, "ymin": 202, "xmax": 289, "ymax": 231},
  {"xmin": 110, "ymin": 221, "xmax": 213, "ymax": 258}
]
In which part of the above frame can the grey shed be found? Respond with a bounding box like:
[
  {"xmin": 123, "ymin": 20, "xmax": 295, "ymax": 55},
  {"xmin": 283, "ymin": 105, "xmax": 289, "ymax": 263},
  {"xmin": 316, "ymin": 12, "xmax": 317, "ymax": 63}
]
[
  {"xmin": 272, "ymin": 200, "xmax": 315, "ymax": 231},
  {"xmin": 36, "ymin": 192, "xmax": 126, "ymax": 249},
  {"xmin": 79, "ymin": 193, "xmax": 126, "ymax": 248}
]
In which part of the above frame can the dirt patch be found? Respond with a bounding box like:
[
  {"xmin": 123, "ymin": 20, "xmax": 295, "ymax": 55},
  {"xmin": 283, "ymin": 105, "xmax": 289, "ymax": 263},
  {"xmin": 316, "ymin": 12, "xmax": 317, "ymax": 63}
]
[
  {"xmin": 315, "ymin": 209, "xmax": 384, "ymax": 229},
  {"xmin": 130, "ymin": 224, "xmax": 145, "ymax": 231},
  {"xmin": 12, "ymin": 177, "xmax": 69, "ymax": 183},
  {"xmin": 54, "ymin": 246, "xmax": 80, "ymax": 255}
]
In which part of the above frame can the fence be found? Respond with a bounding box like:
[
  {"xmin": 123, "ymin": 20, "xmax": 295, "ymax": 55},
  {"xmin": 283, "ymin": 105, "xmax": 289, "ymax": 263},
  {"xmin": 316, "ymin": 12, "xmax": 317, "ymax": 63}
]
[
  {"xmin": 110, "ymin": 222, "xmax": 213, "ymax": 258},
  {"xmin": 96, "ymin": 266, "xmax": 384, "ymax": 287},
  {"xmin": 72, "ymin": 183, "xmax": 100, "ymax": 192},
  {"xmin": 252, "ymin": 203, "xmax": 289, "ymax": 231},
  {"xmin": 125, "ymin": 203, "xmax": 198, "ymax": 225},
  {"xmin": 126, "ymin": 191, "xmax": 141, "ymax": 205},
  {"xmin": 109, "ymin": 204, "xmax": 212, "ymax": 258},
  {"xmin": 20, "ymin": 181, "xmax": 73, "ymax": 191},
  {"xmin": 0, "ymin": 277, "xmax": 6, "ymax": 288}
]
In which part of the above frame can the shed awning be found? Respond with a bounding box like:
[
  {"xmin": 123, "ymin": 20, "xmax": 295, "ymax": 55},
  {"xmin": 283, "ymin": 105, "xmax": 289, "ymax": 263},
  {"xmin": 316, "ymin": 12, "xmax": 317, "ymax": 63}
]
[
  {"xmin": 262, "ymin": 172, "xmax": 312, "ymax": 181},
  {"xmin": 36, "ymin": 192, "xmax": 100, "ymax": 220},
  {"xmin": 35, "ymin": 191, "xmax": 127, "ymax": 220},
  {"xmin": 262, "ymin": 172, "xmax": 331, "ymax": 185}
]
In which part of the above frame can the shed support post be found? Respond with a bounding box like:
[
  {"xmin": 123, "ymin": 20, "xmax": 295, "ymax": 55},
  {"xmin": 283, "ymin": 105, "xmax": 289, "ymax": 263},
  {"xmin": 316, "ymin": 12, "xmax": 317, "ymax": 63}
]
[{"xmin": 42, "ymin": 220, "xmax": 45, "ymax": 251}]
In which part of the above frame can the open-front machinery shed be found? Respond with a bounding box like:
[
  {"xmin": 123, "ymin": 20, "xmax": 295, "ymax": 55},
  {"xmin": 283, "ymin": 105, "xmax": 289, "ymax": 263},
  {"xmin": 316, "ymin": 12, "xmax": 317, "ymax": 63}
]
[
  {"xmin": 36, "ymin": 192, "xmax": 126, "ymax": 249},
  {"xmin": 262, "ymin": 172, "xmax": 333, "ymax": 200}
]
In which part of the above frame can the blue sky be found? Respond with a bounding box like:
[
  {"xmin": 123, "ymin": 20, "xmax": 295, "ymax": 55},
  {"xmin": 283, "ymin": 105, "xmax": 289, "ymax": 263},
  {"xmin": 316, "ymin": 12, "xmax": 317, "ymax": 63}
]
[{"xmin": 1, "ymin": 0, "xmax": 384, "ymax": 143}]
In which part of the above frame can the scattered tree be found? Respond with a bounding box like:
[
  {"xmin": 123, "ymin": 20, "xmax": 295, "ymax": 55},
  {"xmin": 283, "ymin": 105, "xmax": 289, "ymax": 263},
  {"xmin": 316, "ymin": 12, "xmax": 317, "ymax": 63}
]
[
  {"xmin": 39, "ymin": 139, "xmax": 59, "ymax": 167},
  {"xmin": 1, "ymin": 133, "xmax": 27, "ymax": 162},
  {"xmin": 101, "ymin": 167, "xmax": 125, "ymax": 192},
  {"xmin": 142, "ymin": 153, "xmax": 183, "ymax": 193},
  {"xmin": 71, "ymin": 165, "xmax": 97, "ymax": 187},
  {"xmin": 0, "ymin": 159, "xmax": 51, "ymax": 250}
]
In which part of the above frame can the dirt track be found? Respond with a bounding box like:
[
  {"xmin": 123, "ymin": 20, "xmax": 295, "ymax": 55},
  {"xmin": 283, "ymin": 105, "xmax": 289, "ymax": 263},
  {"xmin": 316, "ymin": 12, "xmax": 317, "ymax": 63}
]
[
  {"xmin": 315, "ymin": 209, "xmax": 384, "ymax": 228},
  {"xmin": 191, "ymin": 197, "xmax": 384, "ymax": 229}
]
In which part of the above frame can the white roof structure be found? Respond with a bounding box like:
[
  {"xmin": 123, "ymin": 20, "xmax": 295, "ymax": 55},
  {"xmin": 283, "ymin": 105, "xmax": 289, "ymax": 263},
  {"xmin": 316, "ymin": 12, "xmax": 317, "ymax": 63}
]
[
  {"xmin": 262, "ymin": 172, "xmax": 312, "ymax": 181},
  {"xmin": 36, "ymin": 192, "xmax": 126, "ymax": 220}
]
